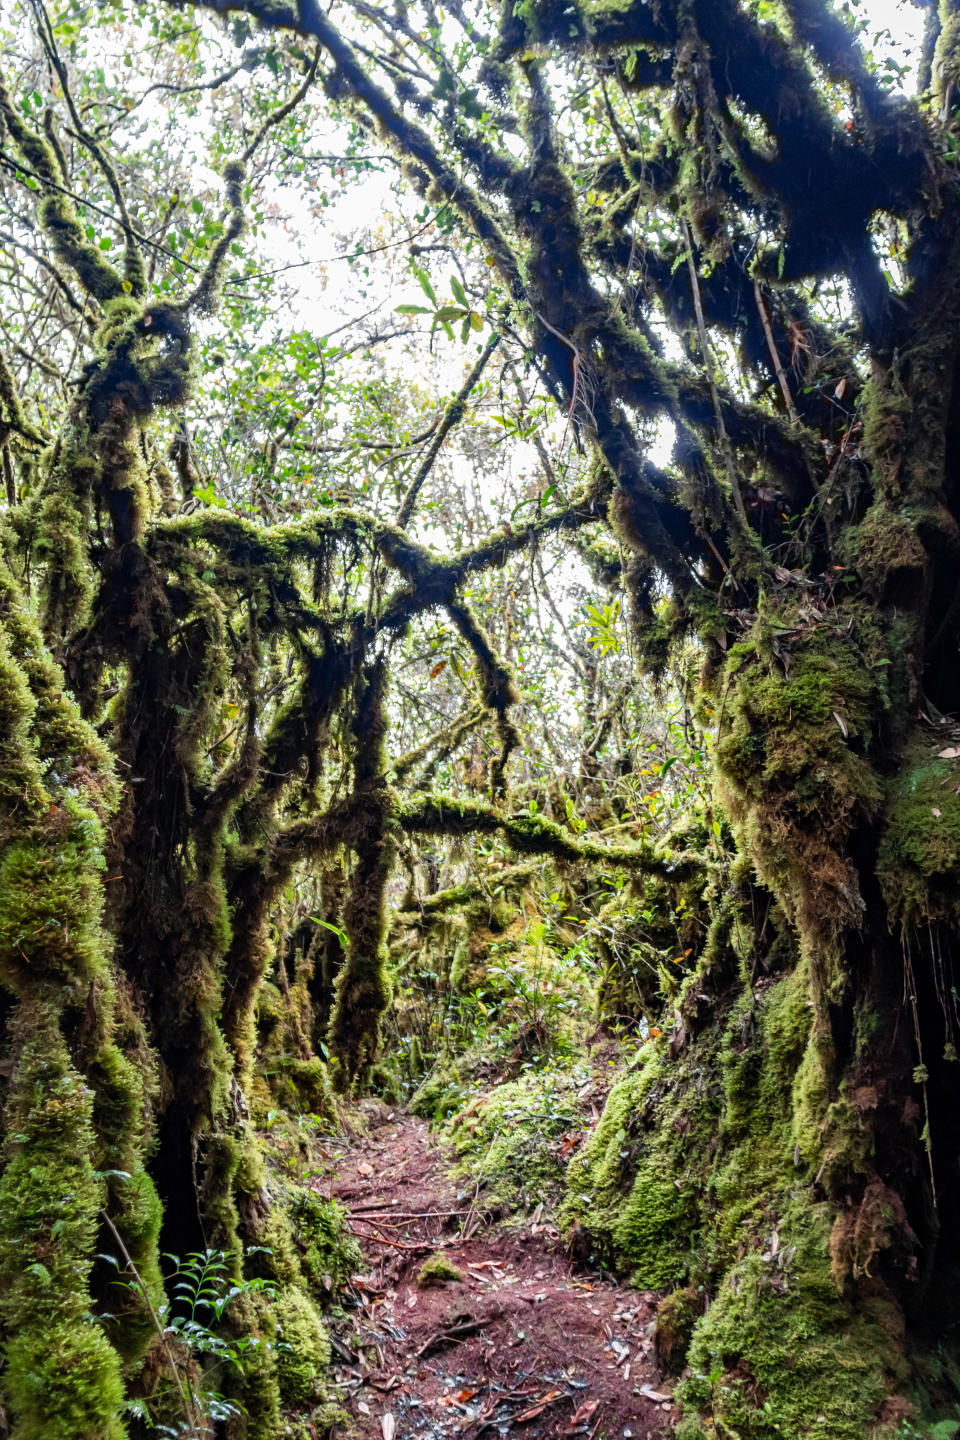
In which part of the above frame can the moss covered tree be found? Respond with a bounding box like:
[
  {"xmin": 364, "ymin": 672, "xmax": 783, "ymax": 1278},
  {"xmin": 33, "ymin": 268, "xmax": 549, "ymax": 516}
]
[
  {"xmin": 0, "ymin": 7, "xmax": 658, "ymax": 1433},
  {"xmin": 2, "ymin": 0, "xmax": 960, "ymax": 1435},
  {"xmin": 168, "ymin": 0, "xmax": 958, "ymax": 1433}
]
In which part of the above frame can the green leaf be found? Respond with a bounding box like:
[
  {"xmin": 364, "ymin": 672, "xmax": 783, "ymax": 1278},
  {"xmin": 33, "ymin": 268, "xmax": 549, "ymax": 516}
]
[
  {"xmin": 450, "ymin": 274, "xmax": 467, "ymax": 306},
  {"xmin": 395, "ymin": 304, "xmax": 432, "ymax": 314},
  {"xmin": 415, "ymin": 267, "xmax": 437, "ymax": 306},
  {"xmin": 310, "ymin": 917, "xmax": 349, "ymax": 947}
]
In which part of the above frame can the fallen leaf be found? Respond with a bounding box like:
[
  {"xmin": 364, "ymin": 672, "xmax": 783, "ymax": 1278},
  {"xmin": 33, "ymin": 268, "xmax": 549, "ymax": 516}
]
[
  {"xmin": 565, "ymin": 1399, "xmax": 600, "ymax": 1432},
  {"xmin": 833, "ymin": 711, "xmax": 848, "ymax": 738},
  {"xmin": 357, "ymin": 1161, "xmax": 374, "ymax": 1178},
  {"xmin": 939, "ymin": 747, "xmax": 960, "ymax": 759},
  {"xmin": 380, "ymin": 1414, "xmax": 396, "ymax": 1440},
  {"xmin": 514, "ymin": 1390, "xmax": 562, "ymax": 1423},
  {"xmin": 640, "ymin": 1385, "xmax": 673, "ymax": 1402}
]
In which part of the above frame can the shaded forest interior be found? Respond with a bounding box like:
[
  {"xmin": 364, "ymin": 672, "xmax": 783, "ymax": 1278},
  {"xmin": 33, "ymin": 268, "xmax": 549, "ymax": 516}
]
[{"xmin": 0, "ymin": 0, "xmax": 960, "ymax": 1437}]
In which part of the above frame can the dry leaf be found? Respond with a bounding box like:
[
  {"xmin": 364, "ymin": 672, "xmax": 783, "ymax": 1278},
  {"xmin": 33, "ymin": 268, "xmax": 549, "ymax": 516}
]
[
  {"xmin": 938, "ymin": 747, "xmax": 959, "ymax": 759},
  {"xmin": 380, "ymin": 1414, "xmax": 396, "ymax": 1440},
  {"xmin": 514, "ymin": 1390, "xmax": 562, "ymax": 1423},
  {"xmin": 429, "ymin": 659, "xmax": 447, "ymax": 679},
  {"xmin": 563, "ymin": 1399, "xmax": 600, "ymax": 1433},
  {"xmin": 357, "ymin": 1161, "xmax": 374, "ymax": 1178},
  {"xmin": 640, "ymin": 1385, "xmax": 673, "ymax": 1402},
  {"xmin": 833, "ymin": 711, "xmax": 848, "ymax": 738}
]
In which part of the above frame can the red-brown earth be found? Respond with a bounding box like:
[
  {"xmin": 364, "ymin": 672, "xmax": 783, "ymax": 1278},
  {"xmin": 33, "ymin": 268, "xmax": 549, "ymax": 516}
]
[{"xmin": 321, "ymin": 1101, "xmax": 678, "ymax": 1440}]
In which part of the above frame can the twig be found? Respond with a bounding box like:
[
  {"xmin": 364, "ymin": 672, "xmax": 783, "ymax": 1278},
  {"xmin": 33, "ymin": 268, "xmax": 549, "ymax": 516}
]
[
  {"xmin": 753, "ymin": 279, "xmax": 800, "ymax": 428},
  {"xmin": 99, "ymin": 1209, "xmax": 198, "ymax": 1429},
  {"xmin": 349, "ymin": 1206, "xmax": 476, "ymax": 1218},
  {"xmin": 395, "ymin": 331, "xmax": 499, "ymax": 527},
  {"xmin": 346, "ymin": 1224, "xmax": 433, "ymax": 1252}
]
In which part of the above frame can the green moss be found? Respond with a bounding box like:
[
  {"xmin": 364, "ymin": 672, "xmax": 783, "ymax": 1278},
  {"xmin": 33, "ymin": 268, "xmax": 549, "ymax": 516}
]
[
  {"xmin": 417, "ymin": 1252, "xmax": 466, "ymax": 1287},
  {"xmin": 273, "ymin": 1286, "xmax": 330, "ymax": 1404},
  {"xmin": 0, "ymin": 1012, "xmax": 127, "ymax": 1437},
  {"xmin": 714, "ymin": 607, "xmax": 884, "ymax": 983},
  {"xmin": 656, "ymin": 1285, "xmax": 702, "ymax": 1374},
  {"xmin": 680, "ymin": 1204, "xmax": 902, "ymax": 1439},
  {"xmin": 410, "ymin": 1061, "xmax": 471, "ymax": 1120},
  {"xmin": 4, "ymin": 1321, "xmax": 127, "ymax": 1440},
  {"xmin": 449, "ymin": 1067, "xmax": 583, "ymax": 1209},
  {"xmin": 878, "ymin": 736, "xmax": 960, "ymax": 925},
  {"xmin": 289, "ymin": 1190, "xmax": 362, "ymax": 1294},
  {"xmin": 564, "ymin": 1052, "xmax": 703, "ymax": 1284}
]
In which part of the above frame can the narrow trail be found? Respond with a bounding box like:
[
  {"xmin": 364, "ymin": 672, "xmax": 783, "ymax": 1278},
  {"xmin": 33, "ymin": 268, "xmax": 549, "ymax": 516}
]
[{"xmin": 326, "ymin": 1101, "xmax": 678, "ymax": 1440}]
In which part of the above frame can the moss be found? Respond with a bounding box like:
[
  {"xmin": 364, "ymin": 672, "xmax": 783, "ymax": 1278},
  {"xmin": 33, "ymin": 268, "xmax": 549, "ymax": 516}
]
[
  {"xmin": 4, "ymin": 1321, "xmax": 127, "ymax": 1440},
  {"xmin": 680, "ymin": 1203, "xmax": 902, "ymax": 1439},
  {"xmin": 0, "ymin": 1011, "xmax": 127, "ymax": 1437},
  {"xmin": 410, "ymin": 1061, "xmax": 471, "ymax": 1120},
  {"xmin": 273, "ymin": 1285, "xmax": 330, "ymax": 1404},
  {"xmin": 328, "ymin": 663, "xmax": 397, "ymax": 1085},
  {"xmin": 417, "ymin": 1252, "xmax": 465, "ymax": 1287},
  {"xmin": 263, "ymin": 1056, "xmax": 334, "ymax": 1120},
  {"xmin": 656, "ymin": 1285, "xmax": 702, "ymax": 1374},
  {"xmin": 877, "ymin": 735, "xmax": 960, "ymax": 926},
  {"xmin": 449, "ymin": 1067, "xmax": 583, "ymax": 1209},
  {"xmin": 289, "ymin": 1189, "xmax": 362, "ymax": 1294},
  {"xmin": 563, "ymin": 1041, "xmax": 707, "ymax": 1280},
  {"xmin": 714, "ymin": 606, "xmax": 883, "ymax": 981}
]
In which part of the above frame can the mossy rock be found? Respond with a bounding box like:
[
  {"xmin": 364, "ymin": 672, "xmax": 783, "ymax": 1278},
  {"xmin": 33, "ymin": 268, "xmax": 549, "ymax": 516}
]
[
  {"xmin": 417, "ymin": 1252, "xmax": 465, "ymax": 1287},
  {"xmin": 679, "ymin": 1204, "xmax": 905, "ymax": 1440}
]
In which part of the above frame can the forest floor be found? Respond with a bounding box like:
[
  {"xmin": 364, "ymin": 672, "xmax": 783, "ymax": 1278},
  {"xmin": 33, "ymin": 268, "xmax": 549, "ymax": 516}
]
[{"xmin": 323, "ymin": 1100, "xmax": 678, "ymax": 1440}]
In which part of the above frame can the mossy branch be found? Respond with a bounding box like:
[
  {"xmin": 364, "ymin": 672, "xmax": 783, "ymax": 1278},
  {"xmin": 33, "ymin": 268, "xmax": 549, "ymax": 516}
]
[
  {"xmin": 393, "ymin": 703, "xmax": 487, "ymax": 783},
  {"xmin": 30, "ymin": 0, "xmax": 147, "ymax": 297},
  {"xmin": 394, "ymin": 859, "xmax": 541, "ymax": 927},
  {"xmin": 398, "ymin": 792, "xmax": 690, "ymax": 875},
  {"xmin": 0, "ymin": 77, "xmax": 128, "ymax": 303}
]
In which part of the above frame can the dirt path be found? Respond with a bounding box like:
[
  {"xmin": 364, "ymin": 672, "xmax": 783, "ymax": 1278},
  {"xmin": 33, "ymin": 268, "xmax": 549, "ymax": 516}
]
[{"xmin": 325, "ymin": 1101, "xmax": 677, "ymax": 1440}]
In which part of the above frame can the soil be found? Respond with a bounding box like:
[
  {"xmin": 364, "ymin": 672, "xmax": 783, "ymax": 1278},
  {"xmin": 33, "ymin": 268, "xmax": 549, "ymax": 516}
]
[{"xmin": 324, "ymin": 1101, "xmax": 678, "ymax": 1440}]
